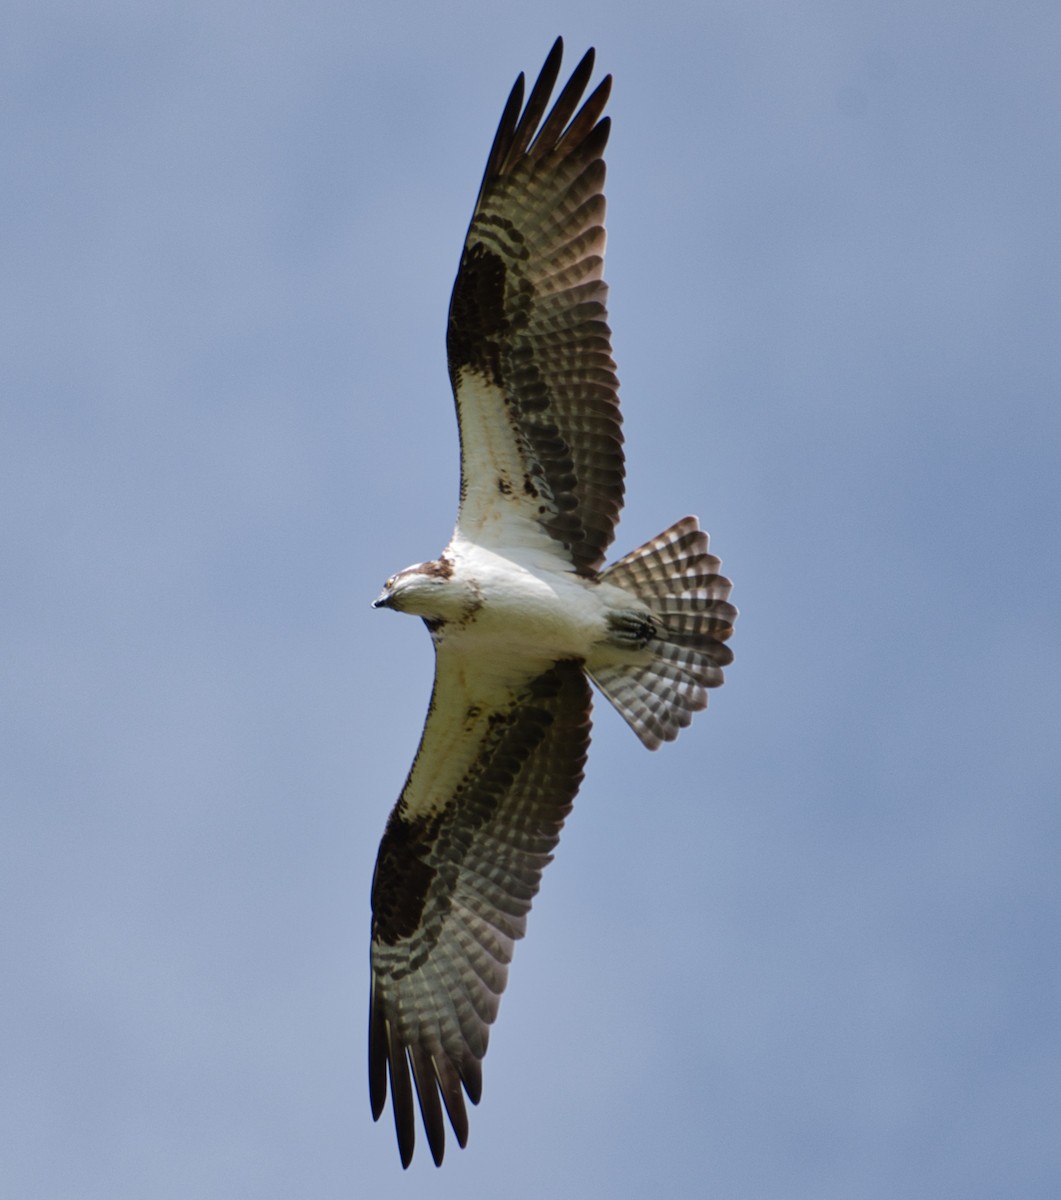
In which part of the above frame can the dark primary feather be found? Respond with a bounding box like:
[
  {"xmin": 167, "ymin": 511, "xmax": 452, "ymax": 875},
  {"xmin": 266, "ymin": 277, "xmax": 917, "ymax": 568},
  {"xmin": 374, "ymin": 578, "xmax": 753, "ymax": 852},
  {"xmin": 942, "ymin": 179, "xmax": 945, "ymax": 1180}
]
[
  {"xmin": 448, "ymin": 37, "xmax": 623, "ymax": 573},
  {"xmin": 369, "ymin": 659, "xmax": 592, "ymax": 1166}
]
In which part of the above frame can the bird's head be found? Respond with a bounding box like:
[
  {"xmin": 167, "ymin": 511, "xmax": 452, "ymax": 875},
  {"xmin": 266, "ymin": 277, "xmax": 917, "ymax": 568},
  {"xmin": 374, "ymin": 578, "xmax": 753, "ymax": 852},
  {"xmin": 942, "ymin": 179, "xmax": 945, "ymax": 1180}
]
[{"xmin": 372, "ymin": 556, "xmax": 465, "ymax": 620}]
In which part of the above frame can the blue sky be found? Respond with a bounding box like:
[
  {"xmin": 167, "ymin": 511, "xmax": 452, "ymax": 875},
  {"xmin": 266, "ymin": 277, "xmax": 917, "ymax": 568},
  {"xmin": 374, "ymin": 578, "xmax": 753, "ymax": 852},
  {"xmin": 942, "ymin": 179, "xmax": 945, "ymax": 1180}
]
[{"xmin": 4, "ymin": 2, "xmax": 1060, "ymax": 1196}]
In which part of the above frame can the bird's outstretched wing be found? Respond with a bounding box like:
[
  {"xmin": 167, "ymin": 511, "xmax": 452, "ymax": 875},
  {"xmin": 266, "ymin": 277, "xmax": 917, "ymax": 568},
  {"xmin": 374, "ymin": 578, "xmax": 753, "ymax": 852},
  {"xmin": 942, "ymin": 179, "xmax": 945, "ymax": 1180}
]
[
  {"xmin": 369, "ymin": 654, "xmax": 592, "ymax": 1166},
  {"xmin": 447, "ymin": 37, "xmax": 623, "ymax": 574}
]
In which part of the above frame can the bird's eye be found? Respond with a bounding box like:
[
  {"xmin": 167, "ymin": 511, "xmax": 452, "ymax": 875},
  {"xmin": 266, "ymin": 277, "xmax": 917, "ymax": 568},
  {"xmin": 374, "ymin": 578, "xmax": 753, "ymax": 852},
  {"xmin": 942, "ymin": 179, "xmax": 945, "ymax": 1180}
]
[{"xmin": 386, "ymin": 576, "xmax": 396, "ymax": 589}]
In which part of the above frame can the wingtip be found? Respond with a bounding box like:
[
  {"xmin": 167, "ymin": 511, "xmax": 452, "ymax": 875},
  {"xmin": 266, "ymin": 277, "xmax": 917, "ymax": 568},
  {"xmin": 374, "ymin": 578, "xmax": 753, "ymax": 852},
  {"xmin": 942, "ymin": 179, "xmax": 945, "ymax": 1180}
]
[{"xmin": 396, "ymin": 1106, "xmax": 415, "ymax": 1169}]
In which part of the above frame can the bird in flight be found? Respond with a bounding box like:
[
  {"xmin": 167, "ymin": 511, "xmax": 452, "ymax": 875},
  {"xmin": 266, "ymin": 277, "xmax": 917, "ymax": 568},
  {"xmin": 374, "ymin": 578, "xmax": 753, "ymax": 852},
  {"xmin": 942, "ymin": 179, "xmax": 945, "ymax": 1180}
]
[{"xmin": 368, "ymin": 37, "xmax": 736, "ymax": 1167}]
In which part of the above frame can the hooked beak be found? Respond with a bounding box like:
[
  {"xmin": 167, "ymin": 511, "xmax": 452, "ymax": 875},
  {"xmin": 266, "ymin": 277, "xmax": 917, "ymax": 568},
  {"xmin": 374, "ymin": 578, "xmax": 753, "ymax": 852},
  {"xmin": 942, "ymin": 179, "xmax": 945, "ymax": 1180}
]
[{"xmin": 372, "ymin": 589, "xmax": 393, "ymax": 610}]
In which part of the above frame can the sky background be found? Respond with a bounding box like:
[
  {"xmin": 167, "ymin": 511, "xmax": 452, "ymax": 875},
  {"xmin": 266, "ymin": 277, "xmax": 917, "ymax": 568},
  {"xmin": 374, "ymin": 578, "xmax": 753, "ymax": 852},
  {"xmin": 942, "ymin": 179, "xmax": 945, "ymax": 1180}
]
[{"xmin": 4, "ymin": 2, "xmax": 1060, "ymax": 1196}]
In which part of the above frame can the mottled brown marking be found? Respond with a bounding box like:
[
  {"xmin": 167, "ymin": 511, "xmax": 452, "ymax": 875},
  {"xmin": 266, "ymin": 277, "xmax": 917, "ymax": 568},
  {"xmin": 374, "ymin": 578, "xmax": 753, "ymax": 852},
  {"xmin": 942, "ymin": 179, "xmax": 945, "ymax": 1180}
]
[{"xmin": 413, "ymin": 557, "xmax": 453, "ymax": 580}]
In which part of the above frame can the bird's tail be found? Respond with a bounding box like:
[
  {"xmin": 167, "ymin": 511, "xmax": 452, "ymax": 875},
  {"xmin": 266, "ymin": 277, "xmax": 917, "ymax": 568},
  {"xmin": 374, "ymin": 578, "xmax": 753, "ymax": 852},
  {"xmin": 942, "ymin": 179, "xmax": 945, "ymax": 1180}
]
[{"xmin": 589, "ymin": 517, "xmax": 736, "ymax": 750}]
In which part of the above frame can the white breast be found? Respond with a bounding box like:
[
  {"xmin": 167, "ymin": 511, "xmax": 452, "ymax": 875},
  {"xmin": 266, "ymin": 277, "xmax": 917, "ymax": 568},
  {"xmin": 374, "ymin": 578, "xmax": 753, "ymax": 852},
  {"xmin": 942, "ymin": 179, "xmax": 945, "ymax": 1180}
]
[{"xmin": 443, "ymin": 534, "xmax": 610, "ymax": 665}]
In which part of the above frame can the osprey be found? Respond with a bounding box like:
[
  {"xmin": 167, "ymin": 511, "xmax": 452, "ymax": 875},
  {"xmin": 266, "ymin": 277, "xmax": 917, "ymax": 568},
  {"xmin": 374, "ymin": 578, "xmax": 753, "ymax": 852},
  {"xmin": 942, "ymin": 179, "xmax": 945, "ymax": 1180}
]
[{"xmin": 369, "ymin": 38, "xmax": 736, "ymax": 1167}]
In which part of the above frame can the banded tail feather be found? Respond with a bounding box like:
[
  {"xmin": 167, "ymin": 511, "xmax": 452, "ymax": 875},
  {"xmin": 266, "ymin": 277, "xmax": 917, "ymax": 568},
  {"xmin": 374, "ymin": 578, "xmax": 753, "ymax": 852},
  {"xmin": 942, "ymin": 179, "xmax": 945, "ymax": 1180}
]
[{"xmin": 591, "ymin": 517, "xmax": 736, "ymax": 750}]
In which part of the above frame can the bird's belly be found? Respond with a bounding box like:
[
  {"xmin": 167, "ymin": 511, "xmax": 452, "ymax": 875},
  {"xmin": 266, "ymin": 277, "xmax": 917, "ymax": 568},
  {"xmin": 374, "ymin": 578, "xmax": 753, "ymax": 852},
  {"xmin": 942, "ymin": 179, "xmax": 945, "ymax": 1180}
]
[{"xmin": 450, "ymin": 558, "xmax": 605, "ymax": 664}]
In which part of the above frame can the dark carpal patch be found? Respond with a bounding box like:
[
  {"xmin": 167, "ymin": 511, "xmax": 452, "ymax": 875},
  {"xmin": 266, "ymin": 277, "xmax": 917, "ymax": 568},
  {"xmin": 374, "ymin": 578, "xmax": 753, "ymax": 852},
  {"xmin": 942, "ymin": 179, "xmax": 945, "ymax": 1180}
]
[
  {"xmin": 447, "ymin": 243, "xmax": 509, "ymax": 388},
  {"xmin": 370, "ymin": 808, "xmax": 443, "ymax": 945}
]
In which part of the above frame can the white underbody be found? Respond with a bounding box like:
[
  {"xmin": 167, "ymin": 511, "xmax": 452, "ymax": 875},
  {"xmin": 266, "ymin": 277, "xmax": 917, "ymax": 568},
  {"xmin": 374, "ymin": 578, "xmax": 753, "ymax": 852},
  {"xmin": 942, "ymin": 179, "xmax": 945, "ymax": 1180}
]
[
  {"xmin": 383, "ymin": 528, "xmax": 649, "ymax": 684},
  {"xmin": 449, "ymin": 534, "xmax": 639, "ymax": 670}
]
